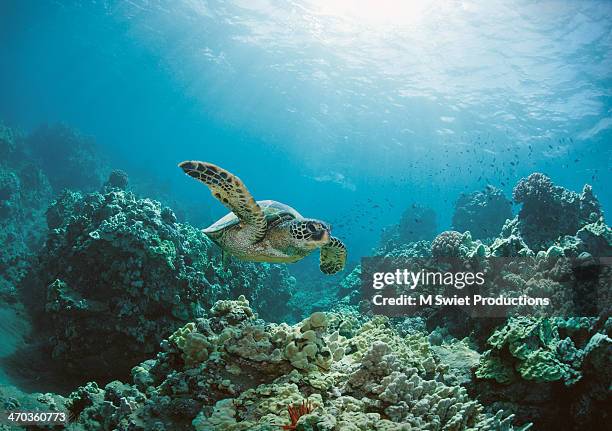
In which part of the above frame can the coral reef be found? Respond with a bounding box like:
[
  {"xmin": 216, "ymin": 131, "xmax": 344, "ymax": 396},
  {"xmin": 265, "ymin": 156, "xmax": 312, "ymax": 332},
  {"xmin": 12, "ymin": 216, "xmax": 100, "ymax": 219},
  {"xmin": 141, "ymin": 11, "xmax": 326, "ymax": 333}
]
[
  {"xmin": 489, "ymin": 228, "xmax": 532, "ymax": 258},
  {"xmin": 104, "ymin": 169, "xmax": 130, "ymax": 191},
  {"xmin": 0, "ymin": 382, "xmax": 66, "ymax": 431},
  {"xmin": 1, "ymin": 149, "xmax": 609, "ymax": 431},
  {"xmin": 21, "ymin": 175, "xmax": 296, "ymax": 380},
  {"xmin": 452, "ymin": 186, "xmax": 512, "ymax": 240},
  {"xmin": 383, "ymin": 239, "xmax": 432, "ymax": 259},
  {"xmin": 328, "ymin": 174, "xmax": 611, "ymax": 429},
  {"xmin": 62, "ymin": 298, "xmax": 526, "ymax": 431},
  {"xmin": 510, "ymin": 173, "xmax": 603, "ymax": 250},
  {"xmin": 567, "ymin": 217, "xmax": 612, "ymax": 257}
]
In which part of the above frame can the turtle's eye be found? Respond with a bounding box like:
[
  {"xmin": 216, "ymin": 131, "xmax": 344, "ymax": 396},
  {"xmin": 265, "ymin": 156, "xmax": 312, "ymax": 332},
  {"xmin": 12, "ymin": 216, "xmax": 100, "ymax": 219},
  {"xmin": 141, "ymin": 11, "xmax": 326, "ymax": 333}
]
[{"xmin": 307, "ymin": 222, "xmax": 318, "ymax": 233}]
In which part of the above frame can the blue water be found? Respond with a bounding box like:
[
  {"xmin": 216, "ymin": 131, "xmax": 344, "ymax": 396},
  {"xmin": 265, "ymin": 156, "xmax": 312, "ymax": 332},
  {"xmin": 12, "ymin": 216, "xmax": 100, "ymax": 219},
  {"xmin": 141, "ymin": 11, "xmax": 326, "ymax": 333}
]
[{"xmin": 1, "ymin": 0, "xmax": 611, "ymax": 260}]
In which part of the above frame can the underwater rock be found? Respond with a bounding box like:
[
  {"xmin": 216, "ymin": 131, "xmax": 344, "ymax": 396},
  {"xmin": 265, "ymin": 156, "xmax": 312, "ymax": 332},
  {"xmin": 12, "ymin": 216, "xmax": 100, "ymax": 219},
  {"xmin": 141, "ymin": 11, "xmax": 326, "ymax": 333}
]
[
  {"xmin": 21, "ymin": 187, "xmax": 296, "ymax": 380},
  {"xmin": 25, "ymin": 123, "xmax": 109, "ymax": 192},
  {"xmin": 511, "ymin": 173, "xmax": 603, "ymax": 251},
  {"xmin": 452, "ymin": 185, "xmax": 512, "ymax": 240},
  {"xmin": 63, "ymin": 298, "xmax": 526, "ymax": 431}
]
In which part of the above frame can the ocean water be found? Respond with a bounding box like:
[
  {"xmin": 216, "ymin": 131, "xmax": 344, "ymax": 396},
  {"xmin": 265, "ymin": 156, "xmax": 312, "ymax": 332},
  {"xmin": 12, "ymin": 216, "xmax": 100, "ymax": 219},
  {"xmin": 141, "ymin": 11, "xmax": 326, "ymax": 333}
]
[
  {"xmin": 2, "ymin": 0, "xmax": 611, "ymax": 258},
  {"xmin": 0, "ymin": 1, "xmax": 611, "ymax": 430}
]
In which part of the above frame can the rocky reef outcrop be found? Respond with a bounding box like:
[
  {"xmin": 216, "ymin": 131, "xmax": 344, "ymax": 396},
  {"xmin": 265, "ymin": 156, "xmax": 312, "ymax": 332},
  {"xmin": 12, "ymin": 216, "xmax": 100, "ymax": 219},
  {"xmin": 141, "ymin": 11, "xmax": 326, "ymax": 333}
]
[
  {"xmin": 0, "ymin": 122, "xmax": 115, "ymax": 302},
  {"xmin": 510, "ymin": 173, "xmax": 603, "ymax": 251},
  {"xmin": 452, "ymin": 185, "xmax": 512, "ymax": 240},
  {"xmin": 20, "ymin": 174, "xmax": 296, "ymax": 381}
]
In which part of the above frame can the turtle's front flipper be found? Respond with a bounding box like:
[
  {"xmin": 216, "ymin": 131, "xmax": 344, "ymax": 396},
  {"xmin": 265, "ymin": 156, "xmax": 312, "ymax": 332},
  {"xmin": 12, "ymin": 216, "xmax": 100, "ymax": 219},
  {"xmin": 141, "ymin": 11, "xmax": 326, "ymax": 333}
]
[
  {"xmin": 179, "ymin": 161, "xmax": 267, "ymax": 243},
  {"xmin": 320, "ymin": 237, "xmax": 347, "ymax": 274}
]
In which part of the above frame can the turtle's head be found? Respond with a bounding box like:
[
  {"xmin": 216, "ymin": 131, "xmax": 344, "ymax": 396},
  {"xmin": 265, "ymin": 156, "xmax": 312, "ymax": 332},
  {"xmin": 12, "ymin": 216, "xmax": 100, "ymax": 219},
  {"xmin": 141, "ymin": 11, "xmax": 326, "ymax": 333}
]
[{"xmin": 290, "ymin": 219, "xmax": 331, "ymax": 249}]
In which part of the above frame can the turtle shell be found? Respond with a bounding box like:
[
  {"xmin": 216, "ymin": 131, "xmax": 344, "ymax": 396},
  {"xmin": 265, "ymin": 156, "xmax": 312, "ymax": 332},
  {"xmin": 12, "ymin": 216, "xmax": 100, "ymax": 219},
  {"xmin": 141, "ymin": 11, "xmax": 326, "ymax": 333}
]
[{"xmin": 203, "ymin": 200, "xmax": 303, "ymax": 234}]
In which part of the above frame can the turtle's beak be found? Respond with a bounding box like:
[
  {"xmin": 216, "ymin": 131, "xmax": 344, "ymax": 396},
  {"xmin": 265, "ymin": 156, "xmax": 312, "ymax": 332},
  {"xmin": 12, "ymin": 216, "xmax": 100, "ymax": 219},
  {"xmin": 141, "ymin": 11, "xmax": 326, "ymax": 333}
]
[
  {"xmin": 311, "ymin": 229, "xmax": 326, "ymax": 241},
  {"xmin": 310, "ymin": 226, "xmax": 330, "ymax": 243},
  {"xmin": 319, "ymin": 228, "xmax": 331, "ymax": 245}
]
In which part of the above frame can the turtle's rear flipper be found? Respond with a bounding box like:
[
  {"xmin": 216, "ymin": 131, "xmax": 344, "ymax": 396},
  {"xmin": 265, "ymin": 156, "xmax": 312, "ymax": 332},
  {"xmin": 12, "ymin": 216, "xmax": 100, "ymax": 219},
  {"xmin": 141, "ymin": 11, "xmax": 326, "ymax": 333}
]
[
  {"xmin": 320, "ymin": 237, "xmax": 347, "ymax": 274},
  {"xmin": 179, "ymin": 161, "xmax": 267, "ymax": 243}
]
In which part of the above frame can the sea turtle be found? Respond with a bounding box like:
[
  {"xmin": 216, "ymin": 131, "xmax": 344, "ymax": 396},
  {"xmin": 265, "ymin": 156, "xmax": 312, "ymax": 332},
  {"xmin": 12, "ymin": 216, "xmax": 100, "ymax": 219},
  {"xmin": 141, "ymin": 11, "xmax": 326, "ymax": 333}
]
[{"xmin": 179, "ymin": 161, "xmax": 347, "ymax": 274}]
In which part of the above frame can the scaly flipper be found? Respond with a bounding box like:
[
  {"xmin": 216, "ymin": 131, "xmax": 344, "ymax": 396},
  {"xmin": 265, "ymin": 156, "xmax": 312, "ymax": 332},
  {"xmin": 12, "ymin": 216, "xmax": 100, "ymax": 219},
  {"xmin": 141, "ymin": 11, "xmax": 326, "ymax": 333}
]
[
  {"xmin": 179, "ymin": 161, "xmax": 267, "ymax": 243},
  {"xmin": 320, "ymin": 236, "xmax": 347, "ymax": 274}
]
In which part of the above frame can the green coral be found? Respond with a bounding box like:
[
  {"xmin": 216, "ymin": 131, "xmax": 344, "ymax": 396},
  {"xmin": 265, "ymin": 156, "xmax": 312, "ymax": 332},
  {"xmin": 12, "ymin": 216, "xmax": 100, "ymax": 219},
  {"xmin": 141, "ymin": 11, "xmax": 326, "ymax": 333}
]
[
  {"xmin": 476, "ymin": 317, "xmax": 581, "ymax": 385},
  {"xmin": 475, "ymin": 350, "xmax": 515, "ymax": 384}
]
